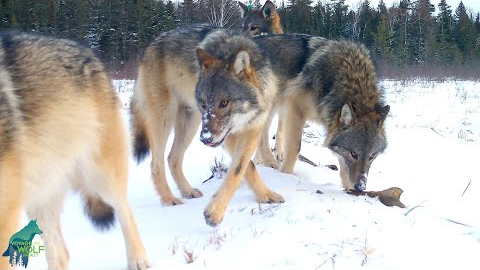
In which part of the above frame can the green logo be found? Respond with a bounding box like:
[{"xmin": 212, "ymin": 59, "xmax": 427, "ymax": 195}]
[{"xmin": 2, "ymin": 220, "xmax": 44, "ymax": 268}]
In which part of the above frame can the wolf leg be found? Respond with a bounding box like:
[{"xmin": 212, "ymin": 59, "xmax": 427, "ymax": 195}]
[
  {"xmin": 147, "ymin": 102, "xmax": 184, "ymax": 205},
  {"xmin": 280, "ymin": 99, "xmax": 307, "ymax": 174},
  {"xmin": 93, "ymin": 110, "xmax": 150, "ymax": 270},
  {"xmin": 273, "ymin": 107, "xmax": 285, "ymax": 162},
  {"xmin": 253, "ymin": 109, "xmax": 279, "ymax": 169},
  {"xmin": 0, "ymin": 152, "xmax": 23, "ymax": 269},
  {"xmin": 26, "ymin": 196, "xmax": 69, "ymax": 270},
  {"xmin": 168, "ymin": 104, "xmax": 203, "ymax": 199},
  {"xmin": 204, "ymin": 129, "xmax": 260, "ymax": 227},
  {"xmin": 224, "ymin": 135, "xmax": 284, "ymax": 203}
]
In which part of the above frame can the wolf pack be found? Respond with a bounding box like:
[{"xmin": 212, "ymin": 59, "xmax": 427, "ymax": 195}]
[{"xmin": 0, "ymin": 1, "xmax": 390, "ymax": 269}]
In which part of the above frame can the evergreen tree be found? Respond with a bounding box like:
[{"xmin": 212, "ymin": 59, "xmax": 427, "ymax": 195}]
[{"xmin": 452, "ymin": 1, "xmax": 476, "ymax": 63}]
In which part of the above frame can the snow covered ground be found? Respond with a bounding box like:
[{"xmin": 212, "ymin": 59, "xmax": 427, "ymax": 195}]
[{"xmin": 26, "ymin": 80, "xmax": 480, "ymax": 269}]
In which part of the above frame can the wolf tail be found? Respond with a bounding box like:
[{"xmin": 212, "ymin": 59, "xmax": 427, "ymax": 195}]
[
  {"xmin": 83, "ymin": 196, "xmax": 115, "ymax": 231},
  {"xmin": 130, "ymin": 95, "xmax": 150, "ymax": 164}
]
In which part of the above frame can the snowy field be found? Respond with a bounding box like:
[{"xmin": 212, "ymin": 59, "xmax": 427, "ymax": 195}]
[{"xmin": 26, "ymin": 79, "xmax": 480, "ymax": 269}]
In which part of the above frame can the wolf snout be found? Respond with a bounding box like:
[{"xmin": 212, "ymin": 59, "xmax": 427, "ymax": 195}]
[
  {"xmin": 354, "ymin": 174, "xmax": 367, "ymax": 191},
  {"xmin": 200, "ymin": 130, "xmax": 214, "ymax": 145}
]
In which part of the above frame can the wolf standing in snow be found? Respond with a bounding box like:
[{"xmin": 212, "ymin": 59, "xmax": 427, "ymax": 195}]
[
  {"xmin": 276, "ymin": 39, "xmax": 390, "ymax": 191},
  {"xmin": 130, "ymin": 1, "xmax": 284, "ymax": 206},
  {"xmin": 0, "ymin": 32, "xmax": 149, "ymax": 270},
  {"xmin": 195, "ymin": 30, "xmax": 285, "ymax": 226}
]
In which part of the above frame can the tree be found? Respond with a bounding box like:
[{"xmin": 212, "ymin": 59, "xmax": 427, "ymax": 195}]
[
  {"xmin": 373, "ymin": 12, "xmax": 391, "ymax": 60},
  {"xmin": 452, "ymin": 1, "xmax": 477, "ymax": 63},
  {"xmin": 285, "ymin": 0, "xmax": 313, "ymax": 34},
  {"xmin": 205, "ymin": 0, "xmax": 239, "ymax": 27}
]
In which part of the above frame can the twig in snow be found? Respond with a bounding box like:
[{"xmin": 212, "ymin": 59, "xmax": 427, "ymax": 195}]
[
  {"xmin": 315, "ymin": 254, "xmax": 337, "ymax": 269},
  {"xmin": 462, "ymin": 179, "xmax": 472, "ymax": 196},
  {"xmin": 298, "ymin": 154, "xmax": 338, "ymax": 170},
  {"xmin": 446, "ymin": 219, "xmax": 473, "ymax": 227},
  {"xmin": 183, "ymin": 247, "xmax": 196, "ymax": 264},
  {"xmin": 203, "ymin": 156, "xmax": 228, "ymax": 183},
  {"xmin": 430, "ymin": 127, "xmax": 444, "ymax": 137},
  {"xmin": 404, "ymin": 200, "xmax": 428, "ymax": 216}
]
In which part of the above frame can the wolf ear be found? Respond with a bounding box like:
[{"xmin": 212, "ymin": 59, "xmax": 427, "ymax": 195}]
[
  {"xmin": 238, "ymin": 2, "xmax": 248, "ymax": 18},
  {"xmin": 196, "ymin": 48, "xmax": 219, "ymax": 71},
  {"xmin": 340, "ymin": 104, "xmax": 355, "ymax": 126},
  {"xmin": 262, "ymin": 0, "xmax": 277, "ymax": 19},
  {"xmin": 376, "ymin": 105, "xmax": 390, "ymax": 121},
  {"xmin": 233, "ymin": 50, "xmax": 251, "ymax": 75}
]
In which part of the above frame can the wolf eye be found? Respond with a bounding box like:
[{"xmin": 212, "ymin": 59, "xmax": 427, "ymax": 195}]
[
  {"xmin": 200, "ymin": 100, "xmax": 206, "ymax": 110},
  {"xmin": 250, "ymin": 25, "xmax": 258, "ymax": 31},
  {"xmin": 369, "ymin": 153, "xmax": 376, "ymax": 161},
  {"xmin": 219, "ymin": 100, "xmax": 229, "ymax": 108},
  {"xmin": 350, "ymin": 151, "xmax": 358, "ymax": 160}
]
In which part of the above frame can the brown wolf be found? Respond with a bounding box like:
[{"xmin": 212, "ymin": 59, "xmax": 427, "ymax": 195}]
[
  {"xmin": 195, "ymin": 30, "xmax": 284, "ymax": 226},
  {"xmin": 131, "ymin": 1, "xmax": 284, "ymax": 206},
  {"xmin": 0, "ymin": 32, "xmax": 149, "ymax": 270}
]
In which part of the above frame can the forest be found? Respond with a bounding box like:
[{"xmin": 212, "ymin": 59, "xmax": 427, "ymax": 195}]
[{"xmin": 1, "ymin": 0, "xmax": 479, "ymax": 79}]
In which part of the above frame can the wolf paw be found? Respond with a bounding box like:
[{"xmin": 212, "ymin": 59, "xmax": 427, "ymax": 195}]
[
  {"xmin": 203, "ymin": 201, "xmax": 226, "ymax": 227},
  {"xmin": 161, "ymin": 196, "xmax": 184, "ymax": 206},
  {"xmin": 181, "ymin": 188, "xmax": 203, "ymax": 199},
  {"xmin": 257, "ymin": 190, "xmax": 285, "ymax": 204},
  {"xmin": 128, "ymin": 256, "xmax": 151, "ymax": 270},
  {"xmin": 261, "ymin": 159, "xmax": 280, "ymax": 169},
  {"xmin": 252, "ymin": 155, "xmax": 263, "ymax": 165},
  {"xmin": 273, "ymin": 148, "xmax": 284, "ymax": 163}
]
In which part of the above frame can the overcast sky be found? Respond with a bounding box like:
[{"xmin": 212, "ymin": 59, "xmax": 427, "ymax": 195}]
[{"xmin": 344, "ymin": 0, "xmax": 480, "ymax": 14}]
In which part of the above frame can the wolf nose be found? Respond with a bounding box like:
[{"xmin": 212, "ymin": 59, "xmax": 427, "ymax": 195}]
[
  {"xmin": 200, "ymin": 130, "xmax": 213, "ymax": 145},
  {"xmin": 354, "ymin": 181, "xmax": 366, "ymax": 191},
  {"xmin": 354, "ymin": 174, "xmax": 367, "ymax": 191}
]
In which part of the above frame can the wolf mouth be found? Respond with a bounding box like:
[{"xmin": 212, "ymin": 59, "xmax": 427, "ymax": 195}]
[{"xmin": 205, "ymin": 129, "xmax": 231, "ymax": 148}]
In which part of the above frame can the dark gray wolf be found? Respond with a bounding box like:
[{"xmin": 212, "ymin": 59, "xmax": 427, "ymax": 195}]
[
  {"xmin": 254, "ymin": 35, "xmax": 390, "ymax": 191},
  {"xmin": 0, "ymin": 32, "xmax": 149, "ymax": 270}
]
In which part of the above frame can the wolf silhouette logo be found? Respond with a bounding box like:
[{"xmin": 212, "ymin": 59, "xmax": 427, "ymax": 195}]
[{"xmin": 2, "ymin": 220, "xmax": 43, "ymax": 268}]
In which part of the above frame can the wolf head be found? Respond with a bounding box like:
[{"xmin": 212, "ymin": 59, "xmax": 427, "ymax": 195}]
[
  {"xmin": 195, "ymin": 45, "xmax": 265, "ymax": 147},
  {"xmin": 26, "ymin": 220, "xmax": 43, "ymax": 235},
  {"xmin": 327, "ymin": 103, "xmax": 390, "ymax": 191},
  {"xmin": 239, "ymin": 0, "xmax": 283, "ymax": 36}
]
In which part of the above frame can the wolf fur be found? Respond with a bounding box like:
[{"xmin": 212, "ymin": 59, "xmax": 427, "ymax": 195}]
[
  {"xmin": 195, "ymin": 30, "xmax": 285, "ymax": 226},
  {"xmin": 130, "ymin": 0, "xmax": 284, "ymax": 206},
  {"xmin": 273, "ymin": 39, "xmax": 390, "ymax": 191},
  {"xmin": 0, "ymin": 32, "xmax": 149, "ymax": 270}
]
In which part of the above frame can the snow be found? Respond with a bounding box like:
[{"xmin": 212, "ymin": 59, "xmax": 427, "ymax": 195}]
[{"xmin": 25, "ymin": 79, "xmax": 480, "ymax": 269}]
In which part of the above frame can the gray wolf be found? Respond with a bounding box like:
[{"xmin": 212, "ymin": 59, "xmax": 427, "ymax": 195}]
[
  {"xmin": 0, "ymin": 32, "xmax": 149, "ymax": 270},
  {"xmin": 195, "ymin": 30, "xmax": 284, "ymax": 226},
  {"xmin": 266, "ymin": 37, "xmax": 390, "ymax": 191},
  {"xmin": 131, "ymin": 0, "xmax": 284, "ymax": 206},
  {"xmin": 238, "ymin": 0, "xmax": 283, "ymax": 36}
]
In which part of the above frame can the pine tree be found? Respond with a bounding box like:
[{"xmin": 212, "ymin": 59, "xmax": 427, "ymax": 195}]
[
  {"xmin": 452, "ymin": 1, "xmax": 476, "ymax": 63},
  {"xmin": 373, "ymin": 12, "xmax": 391, "ymax": 60}
]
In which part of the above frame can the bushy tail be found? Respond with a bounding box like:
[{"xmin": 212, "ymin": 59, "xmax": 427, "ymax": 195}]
[
  {"xmin": 84, "ymin": 196, "xmax": 115, "ymax": 231},
  {"xmin": 130, "ymin": 97, "xmax": 150, "ymax": 164}
]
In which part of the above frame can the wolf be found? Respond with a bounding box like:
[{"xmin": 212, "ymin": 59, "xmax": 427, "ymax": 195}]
[
  {"xmin": 238, "ymin": 0, "xmax": 283, "ymax": 36},
  {"xmin": 0, "ymin": 32, "xmax": 149, "ymax": 270},
  {"xmin": 272, "ymin": 39, "xmax": 390, "ymax": 191},
  {"xmin": 2, "ymin": 220, "xmax": 43, "ymax": 268},
  {"xmin": 195, "ymin": 30, "xmax": 285, "ymax": 226},
  {"xmin": 131, "ymin": 1, "xmax": 284, "ymax": 206}
]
